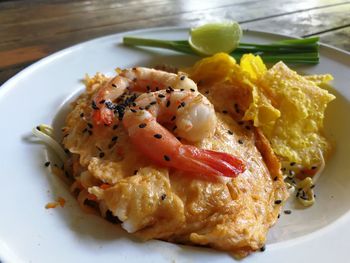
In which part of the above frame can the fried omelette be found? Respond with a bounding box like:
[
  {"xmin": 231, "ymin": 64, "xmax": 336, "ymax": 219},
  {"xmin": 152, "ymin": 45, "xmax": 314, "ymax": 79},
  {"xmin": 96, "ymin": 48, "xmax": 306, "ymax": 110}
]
[{"xmin": 62, "ymin": 68, "xmax": 288, "ymax": 257}]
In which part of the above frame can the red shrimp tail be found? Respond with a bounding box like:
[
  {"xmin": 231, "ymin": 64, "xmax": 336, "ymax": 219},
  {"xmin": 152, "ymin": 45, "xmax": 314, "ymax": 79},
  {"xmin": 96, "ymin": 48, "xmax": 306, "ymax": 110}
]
[
  {"xmin": 181, "ymin": 146, "xmax": 245, "ymax": 178},
  {"xmin": 201, "ymin": 149, "xmax": 246, "ymax": 176}
]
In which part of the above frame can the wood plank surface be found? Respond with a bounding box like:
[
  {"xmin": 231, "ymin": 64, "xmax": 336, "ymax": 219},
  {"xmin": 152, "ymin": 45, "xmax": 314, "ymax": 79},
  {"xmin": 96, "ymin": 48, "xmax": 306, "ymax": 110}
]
[
  {"xmin": 319, "ymin": 27, "xmax": 350, "ymax": 51},
  {"xmin": 1, "ymin": 0, "xmax": 349, "ymax": 85}
]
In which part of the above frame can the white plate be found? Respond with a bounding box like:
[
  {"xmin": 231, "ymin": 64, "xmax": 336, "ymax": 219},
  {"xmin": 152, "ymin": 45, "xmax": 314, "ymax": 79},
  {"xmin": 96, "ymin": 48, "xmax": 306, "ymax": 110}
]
[{"xmin": 0, "ymin": 27, "xmax": 350, "ymax": 263}]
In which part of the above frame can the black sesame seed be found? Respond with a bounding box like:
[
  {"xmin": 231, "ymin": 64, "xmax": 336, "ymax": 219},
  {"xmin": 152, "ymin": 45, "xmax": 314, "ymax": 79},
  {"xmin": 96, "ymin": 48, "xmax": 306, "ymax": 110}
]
[
  {"xmin": 154, "ymin": 134, "xmax": 162, "ymax": 139},
  {"xmin": 132, "ymin": 102, "xmax": 137, "ymax": 107},
  {"xmin": 222, "ymin": 110, "xmax": 228, "ymax": 114},
  {"xmin": 166, "ymin": 89, "xmax": 171, "ymax": 94},
  {"xmin": 112, "ymin": 83, "xmax": 117, "ymax": 88},
  {"xmin": 87, "ymin": 123, "xmax": 93, "ymax": 129},
  {"xmin": 172, "ymin": 125, "xmax": 177, "ymax": 131},
  {"xmin": 238, "ymin": 139, "xmax": 244, "ymax": 144},
  {"xmin": 99, "ymin": 152, "xmax": 105, "ymax": 158},
  {"xmin": 273, "ymin": 176, "xmax": 278, "ymax": 181},
  {"xmin": 245, "ymin": 125, "xmax": 251, "ymax": 130},
  {"xmin": 300, "ymin": 195, "xmax": 308, "ymax": 200},
  {"xmin": 150, "ymin": 101, "xmax": 157, "ymax": 105},
  {"xmin": 111, "ymin": 136, "xmax": 118, "ymax": 142},
  {"xmin": 290, "ymin": 162, "xmax": 296, "ymax": 166},
  {"xmin": 310, "ymin": 184, "xmax": 315, "ymax": 189},
  {"xmin": 171, "ymin": 116, "xmax": 176, "ymax": 121},
  {"xmin": 158, "ymin": 94, "xmax": 165, "ymax": 98},
  {"xmin": 228, "ymin": 130, "xmax": 233, "ymax": 135},
  {"xmin": 113, "ymin": 124, "xmax": 118, "ymax": 130},
  {"xmin": 130, "ymin": 109, "xmax": 137, "ymax": 113},
  {"xmin": 312, "ymin": 166, "xmax": 317, "ymax": 170},
  {"xmin": 139, "ymin": 107, "xmax": 144, "ymax": 110},
  {"xmin": 36, "ymin": 126, "xmax": 41, "ymax": 131},
  {"xmin": 99, "ymin": 99, "xmax": 106, "ymax": 104},
  {"xmin": 164, "ymin": 155, "xmax": 171, "ymax": 161},
  {"xmin": 88, "ymin": 130, "xmax": 93, "ymax": 135},
  {"xmin": 132, "ymin": 67, "xmax": 137, "ymax": 70},
  {"xmin": 44, "ymin": 161, "xmax": 50, "ymax": 167},
  {"xmin": 80, "ymin": 113, "xmax": 84, "ymax": 118},
  {"xmin": 91, "ymin": 100, "xmax": 99, "ymax": 110},
  {"xmin": 277, "ymin": 214, "xmax": 280, "ymax": 218},
  {"xmin": 166, "ymin": 100, "xmax": 171, "ymax": 107},
  {"xmin": 180, "ymin": 76, "xmax": 185, "ymax": 80},
  {"xmin": 139, "ymin": 123, "xmax": 147, "ymax": 128},
  {"xmin": 274, "ymin": 200, "xmax": 282, "ymax": 205},
  {"xmin": 180, "ymin": 102, "xmax": 186, "ymax": 107},
  {"xmin": 133, "ymin": 170, "xmax": 138, "ymax": 175},
  {"xmin": 105, "ymin": 101, "xmax": 115, "ymax": 110},
  {"xmin": 155, "ymin": 87, "xmax": 159, "ymax": 91},
  {"xmin": 289, "ymin": 170, "xmax": 295, "ymax": 176},
  {"xmin": 145, "ymin": 105, "xmax": 151, "ymax": 110},
  {"xmin": 260, "ymin": 245, "xmax": 266, "ymax": 252},
  {"xmin": 284, "ymin": 210, "xmax": 292, "ymax": 215},
  {"xmin": 161, "ymin": 193, "xmax": 167, "ymax": 201},
  {"xmin": 168, "ymin": 86, "xmax": 174, "ymax": 91},
  {"xmin": 82, "ymin": 128, "xmax": 88, "ymax": 133},
  {"xmin": 96, "ymin": 146, "xmax": 102, "ymax": 151},
  {"xmin": 190, "ymin": 88, "xmax": 195, "ymax": 92},
  {"xmin": 180, "ymin": 88, "xmax": 184, "ymax": 91},
  {"xmin": 63, "ymin": 133, "xmax": 69, "ymax": 138}
]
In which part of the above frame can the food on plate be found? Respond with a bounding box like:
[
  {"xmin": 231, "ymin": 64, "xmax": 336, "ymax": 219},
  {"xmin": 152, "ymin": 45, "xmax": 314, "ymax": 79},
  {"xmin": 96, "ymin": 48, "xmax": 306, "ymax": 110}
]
[
  {"xmin": 45, "ymin": 197, "xmax": 66, "ymax": 209},
  {"xmin": 33, "ymin": 52, "xmax": 334, "ymax": 257},
  {"xmin": 184, "ymin": 53, "xmax": 335, "ymax": 205}
]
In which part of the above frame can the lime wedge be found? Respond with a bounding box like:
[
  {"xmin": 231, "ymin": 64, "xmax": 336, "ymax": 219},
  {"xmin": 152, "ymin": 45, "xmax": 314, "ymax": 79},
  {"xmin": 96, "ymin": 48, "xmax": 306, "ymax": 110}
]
[{"xmin": 189, "ymin": 21, "xmax": 242, "ymax": 56}]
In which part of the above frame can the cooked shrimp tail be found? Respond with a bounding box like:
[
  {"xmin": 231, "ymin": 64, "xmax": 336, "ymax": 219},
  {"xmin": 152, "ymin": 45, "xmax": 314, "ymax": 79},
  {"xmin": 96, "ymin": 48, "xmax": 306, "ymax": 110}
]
[
  {"xmin": 123, "ymin": 89, "xmax": 245, "ymax": 178},
  {"xmin": 178, "ymin": 145, "xmax": 245, "ymax": 177}
]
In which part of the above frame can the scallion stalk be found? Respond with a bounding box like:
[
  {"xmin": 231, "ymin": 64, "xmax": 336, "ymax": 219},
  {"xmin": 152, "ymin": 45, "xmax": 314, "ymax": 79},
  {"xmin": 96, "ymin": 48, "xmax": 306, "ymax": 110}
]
[{"xmin": 123, "ymin": 36, "xmax": 319, "ymax": 64}]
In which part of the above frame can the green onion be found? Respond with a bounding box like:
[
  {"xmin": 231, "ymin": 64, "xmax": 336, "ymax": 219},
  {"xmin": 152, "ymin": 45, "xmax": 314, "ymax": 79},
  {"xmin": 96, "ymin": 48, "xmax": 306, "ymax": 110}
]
[{"xmin": 123, "ymin": 36, "xmax": 319, "ymax": 64}]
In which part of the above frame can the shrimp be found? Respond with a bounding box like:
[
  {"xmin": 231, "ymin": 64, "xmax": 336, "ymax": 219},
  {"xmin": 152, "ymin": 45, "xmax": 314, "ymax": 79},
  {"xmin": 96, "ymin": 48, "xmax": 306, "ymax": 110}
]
[
  {"xmin": 122, "ymin": 89, "xmax": 245, "ymax": 178},
  {"xmin": 92, "ymin": 67, "xmax": 197, "ymax": 126}
]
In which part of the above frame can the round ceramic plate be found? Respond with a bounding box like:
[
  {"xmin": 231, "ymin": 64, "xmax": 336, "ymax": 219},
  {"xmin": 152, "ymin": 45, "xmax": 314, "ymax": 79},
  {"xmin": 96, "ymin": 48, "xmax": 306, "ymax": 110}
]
[{"xmin": 0, "ymin": 27, "xmax": 349, "ymax": 263}]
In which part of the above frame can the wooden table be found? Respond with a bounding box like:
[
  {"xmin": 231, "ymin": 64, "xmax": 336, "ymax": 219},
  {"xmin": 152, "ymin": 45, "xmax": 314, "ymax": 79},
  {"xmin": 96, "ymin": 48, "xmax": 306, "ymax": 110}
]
[{"xmin": 1, "ymin": 0, "xmax": 349, "ymax": 85}]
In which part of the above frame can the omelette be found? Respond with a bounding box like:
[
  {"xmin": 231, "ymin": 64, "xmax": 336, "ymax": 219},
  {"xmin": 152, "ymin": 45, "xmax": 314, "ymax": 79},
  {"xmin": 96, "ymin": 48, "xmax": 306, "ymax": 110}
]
[{"xmin": 59, "ymin": 53, "xmax": 334, "ymax": 257}]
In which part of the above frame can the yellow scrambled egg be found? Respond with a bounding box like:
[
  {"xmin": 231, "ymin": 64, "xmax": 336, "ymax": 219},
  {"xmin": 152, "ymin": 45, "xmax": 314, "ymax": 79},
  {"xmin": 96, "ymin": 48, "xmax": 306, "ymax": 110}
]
[{"xmin": 185, "ymin": 53, "xmax": 335, "ymax": 168}]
